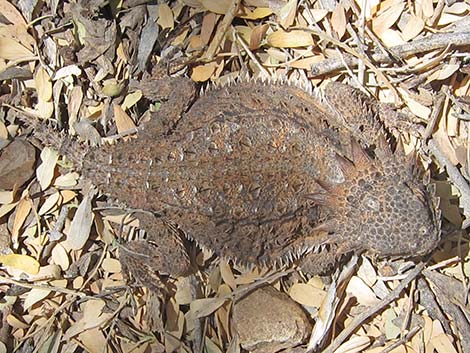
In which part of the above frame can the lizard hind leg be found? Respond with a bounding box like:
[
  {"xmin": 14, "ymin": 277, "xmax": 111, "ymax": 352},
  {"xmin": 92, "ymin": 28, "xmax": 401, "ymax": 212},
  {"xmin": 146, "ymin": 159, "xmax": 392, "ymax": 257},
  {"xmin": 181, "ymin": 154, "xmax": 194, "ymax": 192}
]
[{"xmin": 119, "ymin": 213, "xmax": 191, "ymax": 292}]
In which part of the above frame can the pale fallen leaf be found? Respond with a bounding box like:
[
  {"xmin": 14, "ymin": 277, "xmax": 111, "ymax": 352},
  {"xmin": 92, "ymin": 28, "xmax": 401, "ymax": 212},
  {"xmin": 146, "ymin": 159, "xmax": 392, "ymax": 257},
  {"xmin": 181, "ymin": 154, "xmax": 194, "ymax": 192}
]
[
  {"xmin": 334, "ymin": 335, "xmax": 371, "ymax": 353},
  {"xmin": 372, "ymin": 1, "xmax": 405, "ymax": 36},
  {"xmin": 78, "ymin": 328, "xmax": 108, "ymax": 353},
  {"xmin": 426, "ymin": 64, "xmax": 460, "ymax": 84},
  {"xmin": 384, "ymin": 308, "xmax": 401, "ymax": 339},
  {"xmin": 11, "ymin": 196, "xmax": 32, "ymax": 245},
  {"xmin": 0, "ymin": 190, "xmax": 14, "ymax": 204},
  {"xmin": 23, "ymin": 287, "xmax": 51, "ymax": 310},
  {"xmin": 220, "ymin": 260, "xmax": 236, "ymax": 290},
  {"xmin": 201, "ymin": 0, "xmax": 231, "ymax": 14},
  {"xmin": 113, "ymin": 104, "xmax": 136, "ymax": 134},
  {"xmin": 331, "ymin": 4, "xmax": 347, "ymax": 39},
  {"xmin": 191, "ymin": 62, "xmax": 217, "ymax": 82},
  {"xmin": 54, "ymin": 172, "xmax": 79, "ymax": 188},
  {"xmin": 53, "ymin": 65, "xmax": 82, "ymax": 80},
  {"xmin": 267, "ymin": 29, "xmax": 314, "ymax": 48},
  {"xmin": 190, "ymin": 297, "xmax": 227, "ymax": 318},
  {"xmin": 0, "ymin": 37, "xmax": 34, "ymax": 60},
  {"xmin": 430, "ymin": 333, "xmax": 458, "ymax": 353},
  {"xmin": 38, "ymin": 191, "xmax": 61, "ymax": 215},
  {"xmin": 64, "ymin": 190, "xmax": 95, "ymax": 250},
  {"xmin": 0, "ymin": 254, "xmax": 40, "ymax": 274},
  {"xmin": 346, "ymin": 276, "xmax": 380, "ymax": 306},
  {"xmin": 289, "ymin": 283, "xmax": 326, "ymax": 307},
  {"xmin": 64, "ymin": 299, "xmax": 111, "ymax": 339},
  {"xmin": 101, "ymin": 257, "xmax": 121, "ymax": 273},
  {"xmin": 240, "ymin": 7, "xmax": 272, "ymax": 20},
  {"xmin": 249, "ymin": 23, "xmax": 269, "ymax": 50},
  {"xmin": 51, "ymin": 243, "xmax": 70, "ymax": 271},
  {"xmin": 36, "ymin": 147, "xmax": 59, "ymax": 190},
  {"xmin": 277, "ymin": 0, "xmax": 297, "ymax": 28},
  {"xmin": 35, "ymin": 67, "xmax": 53, "ymax": 101},
  {"xmin": 122, "ymin": 90, "xmax": 143, "ymax": 111},
  {"xmin": 401, "ymin": 15, "xmax": 425, "ymax": 41},
  {"xmin": 157, "ymin": 3, "xmax": 174, "ymax": 29},
  {"xmin": 0, "ymin": 0, "xmax": 27, "ymax": 26}
]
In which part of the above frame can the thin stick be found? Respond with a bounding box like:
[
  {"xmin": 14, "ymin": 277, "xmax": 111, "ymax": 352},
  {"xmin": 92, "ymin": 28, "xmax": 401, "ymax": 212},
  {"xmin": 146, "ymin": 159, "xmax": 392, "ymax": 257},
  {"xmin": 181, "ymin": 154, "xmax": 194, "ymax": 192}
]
[
  {"xmin": 310, "ymin": 31, "xmax": 470, "ymax": 77},
  {"xmin": 204, "ymin": 0, "xmax": 242, "ymax": 61}
]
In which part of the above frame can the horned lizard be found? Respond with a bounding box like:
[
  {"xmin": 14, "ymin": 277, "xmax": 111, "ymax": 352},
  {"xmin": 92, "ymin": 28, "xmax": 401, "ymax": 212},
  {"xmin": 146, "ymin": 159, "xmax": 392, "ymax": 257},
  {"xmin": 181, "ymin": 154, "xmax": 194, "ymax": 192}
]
[{"xmin": 28, "ymin": 74, "xmax": 441, "ymax": 287}]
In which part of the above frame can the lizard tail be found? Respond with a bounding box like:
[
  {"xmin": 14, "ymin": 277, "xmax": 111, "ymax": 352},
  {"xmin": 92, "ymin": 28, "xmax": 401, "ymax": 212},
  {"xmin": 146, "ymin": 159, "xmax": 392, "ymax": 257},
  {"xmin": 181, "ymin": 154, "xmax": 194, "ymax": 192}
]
[{"xmin": 17, "ymin": 114, "xmax": 89, "ymax": 169}]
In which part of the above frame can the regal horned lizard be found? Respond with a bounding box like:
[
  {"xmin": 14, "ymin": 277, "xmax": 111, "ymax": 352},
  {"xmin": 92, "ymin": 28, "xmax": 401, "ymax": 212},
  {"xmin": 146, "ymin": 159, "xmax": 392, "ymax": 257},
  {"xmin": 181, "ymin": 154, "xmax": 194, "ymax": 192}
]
[{"xmin": 28, "ymin": 75, "xmax": 441, "ymax": 286}]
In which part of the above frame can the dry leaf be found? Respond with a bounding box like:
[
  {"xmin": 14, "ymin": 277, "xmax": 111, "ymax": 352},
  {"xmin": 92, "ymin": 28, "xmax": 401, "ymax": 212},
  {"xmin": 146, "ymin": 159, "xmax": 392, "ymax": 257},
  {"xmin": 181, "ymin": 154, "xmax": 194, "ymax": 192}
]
[
  {"xmin": 277, "ymin": 0, "xmax": 297, "ymax": 28},
  {"xmin": 36, "ymin": 97, "xmax": 54, "ymax": 120},
  {"xmin": 249, "ymin": 23, "xmax": 269, "ymax": 50},
  {"xmin": 331, "ymin": 4, "xmax": 346, "ymax": 39},
  {"xmin": 334, "ymin": 335, "xmax": 371, "ymax": 353},
  {"xmin": 191, "ymin": 62, "xmax": 217, "ymax": 82},
  {"xmin": 201, "ymin": 0, "xmax": 231, "ymax": 14},
  {"xmin": 372, "ymin": 1, "xmax": 405, "ymax": 36},
  {"xmin": 289, "ymin": 283, "xmax": 326, "ymax": 307},
  {"xmin": 53, "ymin": 65, "xmax": 82, "ymax": 80},
  {"xmin": 64, "ymin": 190, "xmax": 94, "ymax": 250},
  {"xmin": 426, "ymin": 64, "xmax": 460, "ymax": 83},
  {"xmin": 11, "ymin": 196, "xmax": 32, "ymax": 245},
  {"xmin": 113, "ymin": 104, "xmax": 136, "ymax": 134},
  {"xmin": 267, "ymin": 29, "xmax": 314, "ymax": 48},
  {"xmin": 346, "ymin": 276, "xmax": 380, "ymax": 306},
  {"xmin": 384, "ymin": 308, "xmax": 401, "ymax": 339},
  {"xmin": 220, "ymin": 260, "xmax": 236, "ymax": 290},
  {"xmin": 240, "ymin": 7, "xmax": 272, "ymax": 20},
  {"xmin": 122, "ymin": 90, "xmax": 143, "ymax": 111},
  {"xmin": 35, "ymin": 67, "xmax": 53, "ymax": 102},
  {"xmin": 190, "ymin": 297, "xmax": 227, "ymax": 318},
  {"xmin": 430, "ymin": 333, "xmax": 458, "ymax": 353},
  {"xmin": 23, "ymin": 288, "xmax": 51, "ymax": 310},
  {"xmin": 0, "ymin": 37, "xmax": 34, "ymax": 60},
  {"xmin": 101, "ymin": 257, "xmax": 121, "ymax": 273},
  {"xmin": 0, "ymin": 254, "xmax": 40, "ymax": 274},
  {"xmin": 157, "ymin": 3, "xmax": 174, "ymax": 29},
  {"xmin": 78, "ymin": 328, "xmax": 108, "ymax": 353},
  {"xmin": 51, "ymin": 243, "xmax": 70, "ymax": 271},
  {"xmin": 401, "ymin": 15, "xmax": 425, "ymax": 41},
  {"xmin": 36, "ymin": 147, "xmax": 59, "ymax": 190},
  {"xmin": 38, "ymin": 191, "xmax": 61, "ymax": 215},
  {"xmin": 0, "ymin": 0, "xmax": 27, "ymax": 26}
]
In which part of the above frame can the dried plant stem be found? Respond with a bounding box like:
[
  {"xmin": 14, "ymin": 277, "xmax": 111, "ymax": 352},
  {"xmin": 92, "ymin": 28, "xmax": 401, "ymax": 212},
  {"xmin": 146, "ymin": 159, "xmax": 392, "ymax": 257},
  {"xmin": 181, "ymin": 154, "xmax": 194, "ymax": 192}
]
[
  {"xmin": 322, "ymin": 263, "xmax": 425, "ymax": 353},
  {"xmin": 310, "ymin": 31, "xmax": 470, "ymax": 76},
  {"xmin": 204, "ymin": 0, "xmax": 242, "ymax": 61}
]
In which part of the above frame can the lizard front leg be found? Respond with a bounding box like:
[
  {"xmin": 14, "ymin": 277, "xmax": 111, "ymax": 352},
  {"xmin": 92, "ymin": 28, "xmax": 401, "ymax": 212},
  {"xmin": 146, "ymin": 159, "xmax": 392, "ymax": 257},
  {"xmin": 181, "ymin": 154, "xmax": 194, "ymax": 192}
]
[{"xmin": 119, "ymin": 213, "xmax": 191, "ymax": 292}]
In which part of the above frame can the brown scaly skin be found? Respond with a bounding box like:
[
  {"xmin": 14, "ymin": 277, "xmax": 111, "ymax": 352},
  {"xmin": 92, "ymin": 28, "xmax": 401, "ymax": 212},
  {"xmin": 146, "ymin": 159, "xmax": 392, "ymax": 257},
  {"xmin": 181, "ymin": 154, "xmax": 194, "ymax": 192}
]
[
  {"xmin": 25, "ymin": 74, "xmax": 441, "ymax": 281},
  {"xmin": 76, "ymin": 77, "xmax": 441, "ymax": 279}
]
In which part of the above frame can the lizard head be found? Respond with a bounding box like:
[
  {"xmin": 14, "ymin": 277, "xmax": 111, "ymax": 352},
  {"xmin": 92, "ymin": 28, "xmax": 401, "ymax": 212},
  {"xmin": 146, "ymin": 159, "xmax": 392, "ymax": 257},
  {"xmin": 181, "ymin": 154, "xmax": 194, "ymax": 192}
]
[{"xmin": 313, "ymin": 139, "xmax": 441, "ymax": 259}]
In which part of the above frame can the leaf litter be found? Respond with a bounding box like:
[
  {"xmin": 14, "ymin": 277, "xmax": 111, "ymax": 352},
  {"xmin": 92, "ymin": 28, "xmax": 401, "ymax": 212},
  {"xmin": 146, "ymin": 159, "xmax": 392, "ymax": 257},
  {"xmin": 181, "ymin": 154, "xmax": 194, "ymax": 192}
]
[{"xmin": 0, "ymin": 0, "xmax": 469, "ymax": 352}]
